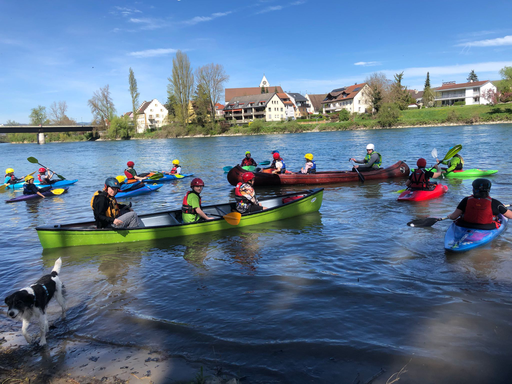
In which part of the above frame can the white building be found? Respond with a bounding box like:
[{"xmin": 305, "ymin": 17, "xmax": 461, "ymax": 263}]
[
  {"xmin": 322, "ymin": 83, "xmax": 370, "ymax": 114},
  {"xmin": 434, "ymin": 80, "xmax": 497, "ymax": 106},
  {"xmin": 277, "ymin": 93, "xmax": 296, "ymax": 120},
  {"xmin": 223, "ymin": 93, "xmax": 287, "ymax": 123},
  {"xmin": 135, "ymin": 99, "xmax": 168, "ymax": 133}
]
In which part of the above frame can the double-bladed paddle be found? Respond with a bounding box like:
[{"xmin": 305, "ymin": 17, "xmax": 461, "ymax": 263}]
[
  {"xmin": 223, "ymin": 161, "xmax": 271, "ymax": 173},
  {"xmin": 407, "ymin": 204, "xmax": 510, "ymax": 227},
  {"xmin": 27, "ymin": 157, "xmax": 66, "ymax": 180},
  {"xmin": 0, "ymin": 171, "xmax": 36, "ymax": 192},
  {"xmin": 395, "ymin": 148, "xmax": 440, "ymax": 193}
]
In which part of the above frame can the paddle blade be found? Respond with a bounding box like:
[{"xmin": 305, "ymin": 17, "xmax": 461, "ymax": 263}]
[
  {"xmin": 442, "ymin": 145, "xmax": 462, "ymax": 161},
  {"xmin": 0, "ymin": 184, "xmax": 7, "ymax": 192},
  {"xmin": 394, "ymin": 188, "xmax": 407, "ymax": 194},
  {"xmin": 27, "ymin": 156, "xmax": 38, "ymax": 164},
  {"xmin": 431, "ymin": 148, "xmax": 438, "ymax": 159},
  {"xmin": 223, "ymin": 212, "xmax": 241, "ymax": 226},
  {"xmin": 149, "ymin": 173, "xmax": 164, "ymax": 180},
  {"xmin": 174, "ymin": 174, "xmax": 184, "ymax": 179},
  {"xmin": 407, "ymin": 217, "xmax": 444, "ymax": 227},
  {"xmin": 223, "ymin": 166, "xmax": 233, "ymax": 173},
  {"xmin": 259, "ymin": 160, "xmax": 271, "ymax": 166},
  {"xmin": 51, "ymin": 188, "xmax": 66, "ymax": 195}
]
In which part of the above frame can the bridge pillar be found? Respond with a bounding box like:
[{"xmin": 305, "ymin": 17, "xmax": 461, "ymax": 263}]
[{"xmin": 38, "ymin": 132, "xmax": 45, "ymax": 144}]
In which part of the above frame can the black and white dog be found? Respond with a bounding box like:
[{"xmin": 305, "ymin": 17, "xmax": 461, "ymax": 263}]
[{"xmin": 4, "ymin": 258, "xmax": 66, "ymax": 346}]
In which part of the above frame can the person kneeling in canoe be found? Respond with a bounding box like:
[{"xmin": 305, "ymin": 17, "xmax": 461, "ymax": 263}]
[
  {"xmin": 405, "ymin": 158, "xmax": 441, "ymax": 190},
  {"xmin": 37, "ymin": 167, "xmax": 55, "ymax": 185},
  {"xmin": 182, "ymin": 178, "xmax": 214, "ymax": 223},
  {"xmin": 124, "ymin": 161, "xmax": 148, "ymax": 182},
  {"xmin": 235, "ymin": 172, "xmax": 266, "ymax": 213},
  {"xmin": 271, "ymin": 152, "xmax": 286, "ymax": 174},
  {"xmin": 23, "ymin": 175, "xmax": 52, "ymax": 198},
  {"xmin": 241, "ymin": 151, "xmax": 257, "ymax": 167},
  {"xmin": 350, "ymin": 143, "xmax": 382, "ymax": 172},
  {"xmin": 300, "ymin": 153, "xmax": 316, "ymax": 174},
  {"xmin": 446, "ymin": 178, "xmax": 512, "ymax": 229},
  {"xmin": 91, "ymin": 177, "xmax": 140, "ymax": 229},
  {"xmin": 437, "ymin": 151, "xmax": 464, "ymax": 174}
]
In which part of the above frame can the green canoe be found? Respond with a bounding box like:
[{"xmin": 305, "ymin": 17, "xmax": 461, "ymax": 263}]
[
  {"xmin": 36, "ymin": 188, "xmax": 324, "ymax": 249},
  {"xmin": 443, "ymin": 169, "xmax": 498, "ymax": 178}
]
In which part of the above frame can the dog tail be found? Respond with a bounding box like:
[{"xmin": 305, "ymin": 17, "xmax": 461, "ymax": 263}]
[{"xmin": 52, "ymin": 257, "xmax": 62, "ymax": 276}]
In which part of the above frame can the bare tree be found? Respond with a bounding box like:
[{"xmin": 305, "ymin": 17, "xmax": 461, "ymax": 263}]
[
  {"xmin": 49, "ymin": 101, "xmax": 76, "ymax": 125},
  {"xmin": 167, "ymin": 50, "xmax": 194, "ymax": 127},
  {"xmin": 195, "ymin": 63, "xmax": 229, "ymax": 122},
  {"xmin": 129, "ymin": 68, "xmax": 140, "ymax": 130},
  {"xmin": 88, "ymin": 85, "xmax": 116, "ymax": 129},
  {"xmin": 363, "ymin": 72, "xmax": 391, "ymax": 114}
]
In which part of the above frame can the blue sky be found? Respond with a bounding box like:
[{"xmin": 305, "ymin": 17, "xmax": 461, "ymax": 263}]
[{"xmin": 1, "ymin": 0, "xmax": 512, "ymax": 124}]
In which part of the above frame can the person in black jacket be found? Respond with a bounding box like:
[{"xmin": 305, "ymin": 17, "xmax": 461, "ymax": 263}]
[
  {"xmin": 23, "ymin": 175, "xmax": 51, "ymax": 197},
  {"xmin": 91, "ymin": 177, "xmax": 139, "ymax": 229}
]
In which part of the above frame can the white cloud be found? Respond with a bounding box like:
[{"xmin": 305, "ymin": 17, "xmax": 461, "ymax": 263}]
[
  {"xmin": 354, "ymin": 61, "xmax": 381, "ymax": 67},
  {"xmin": 256, "ymin": 1, "xmax": 305, "ymax": 14},
  {"xmin": 182, "ymin": 12, "xmax": 232, "ymax": 26},
  {"xmin": 112, "ymin": 6, "xmax": 142, "ymax": 17},
  {"xmin": 456, "ymin": 35, "xmax": 512, "ymax": 47},
  {"xmin": 128, "ymin": 48, "xmax": 178, "ymax": 58}
]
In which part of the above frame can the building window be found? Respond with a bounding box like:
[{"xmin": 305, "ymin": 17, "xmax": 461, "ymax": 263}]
[
  {"xmin": 150, "ymin": 109, "xmax": 153, "ymax": 112},
  {"xmin": 156, "ymin": 114, "xmax": 160, "ymax": 118},
  {"xmin": 269, "ymin": 114, "xmax": 272, "ymax": 119}
]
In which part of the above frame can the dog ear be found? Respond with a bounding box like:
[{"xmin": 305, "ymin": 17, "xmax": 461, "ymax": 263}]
[{"xmin": 5, "ymin": 294, "xmax": 13, "ymax": 306}]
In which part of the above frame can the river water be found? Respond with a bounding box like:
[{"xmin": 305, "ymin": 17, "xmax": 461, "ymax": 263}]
[{"xmin": 1, "ymin": 124, "xmax": 512, "ymax": 383}]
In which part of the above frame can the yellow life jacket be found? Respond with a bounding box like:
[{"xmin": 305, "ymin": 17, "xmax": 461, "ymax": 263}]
[{"xmin": 90, "ymin": 191, "xmax": 120, "ymax": 218}]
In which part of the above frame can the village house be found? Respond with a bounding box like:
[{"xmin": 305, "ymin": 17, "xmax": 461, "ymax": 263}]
[
  {"xmin": 276, "ymin": 93, "xmax": 296, "ymax": 120},
  {"xmin": 305, "ymin": 94, "xmax": 327, "ymax": 114},
  {"xmin": 127, "ymin": 99, "xmax": 168, "ymax": 133},
  {"xmin": 224, "ymin": 75, "xmax": 284, "ymax": 103},
  {"xmin": 223, "ymin": 93, "xmax": 287, "ymax": 124},
  {"xmin": 433, "ymin": 80, "xmax": 497, "ymax": 106},
  {"xmin": 322, "ymin": 83, "xmax": 370, "ymax": 114},
  {"xmin": 215, "ymin": 103, "xmax": 225, "ymax": 118},
  {"xmin": 286, "ymin": 93, "xmax": 309, "ymax": 118}
]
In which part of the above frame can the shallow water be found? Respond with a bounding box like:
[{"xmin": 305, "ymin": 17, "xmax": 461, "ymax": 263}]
[{"xmin": 1, "ymin": 124, "xmax": 512, "ymax": 383}]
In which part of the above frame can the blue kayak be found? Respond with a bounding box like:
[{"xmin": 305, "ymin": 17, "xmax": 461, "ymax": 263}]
[
  {"xmin": 143, "ymin": 173, "xmax": 194, "ymax": 182},
  {"xmin": 6, "ymin": 179, "xmax": 78, "ymax": 190},
  {"xmin": 444, "ymin": 214, "xmax": 509, "ymax": 252},
  {"xmin": 6, "ymin": 187, "xmax": 69, "ymax": 203},
  {"xmin": 116, "ymin": 184, "xmax": 162, "ymax": 198}
]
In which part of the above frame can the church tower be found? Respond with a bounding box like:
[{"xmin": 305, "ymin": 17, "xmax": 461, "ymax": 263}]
[{"xmin": 259, "ymin": 75, "xmax": 270, "ymax": 88}]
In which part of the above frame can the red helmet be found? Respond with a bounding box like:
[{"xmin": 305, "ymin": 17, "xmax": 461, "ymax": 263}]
[
  {"xmin": 190, "ymin": 178, "xmax": 205, "ymax": 187},
  {"xmin": 242, "ymin": 172, "xmax": 254, "ymax": 183},
  {"xmin": 127, "ymin": 161, "xmax": 135, "ymax": 167},
  {"xmin": 416, "ymin": 158, "xmax": 427, "ymax": 168},
  {"xmin": 273, "ymin": 152, "xmax": 281, "ymax": 160},
  {"xmin": 38, "ymin": 167, "xmax": 46, "ymax": 173}
]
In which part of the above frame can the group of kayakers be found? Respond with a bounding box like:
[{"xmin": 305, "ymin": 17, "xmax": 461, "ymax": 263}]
[{"xmin": 3, "ymin": 166, "xmax": 56, "ymax": 197}]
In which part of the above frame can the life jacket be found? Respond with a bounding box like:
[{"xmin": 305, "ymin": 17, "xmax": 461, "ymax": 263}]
[
  {"xmin": 235, "ymin": 182, "xmax": 252, "ymax": 204},
  {"xmin": 182, "ymin": 191, "xmax": 201, "ymax": 215},
  {"xmin": 307, "ymin": 161, "xmax": 316, "ymax": 174},
  {"xmin": 463, "ymin": 196, "xmax": 494, "ymax": 225},
  {"xmin": 241, "ymin": 158, "xmax": 255, "ymax": 167},
  {"xmin": 5, "ymin": 174, "xmax": 15, "ymax": 184},
  {"xmin": 90, "ymin": 191, "xmax": 120, "ymax": 218},
  {"xmin": 364, "ymin": 152, "xmax": 382, "ymax": 168},
  {"xmin": 170, "ymin": 165, "xmax": 181, "ymax": 174},
  {"xmin": 453, "ymin": 154, "xmax": 464, "ymax": 170},
  {"xmin": 410, "ymin": 168, "xmax": 428, "ymax": 189},
  {"xmin": 124, "ymin": 169, "xmax": 139, "ymax": 183}
]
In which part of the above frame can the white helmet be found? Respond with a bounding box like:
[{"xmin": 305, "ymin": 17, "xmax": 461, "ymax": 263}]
[{"xmin": 366, "ymin": 143, "xmax": 375, "ymax": 150}]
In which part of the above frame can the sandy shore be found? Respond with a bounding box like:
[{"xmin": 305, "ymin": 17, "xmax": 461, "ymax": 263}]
[{"xmin": 0, "ymin": 323, "xmax": 238, "ymax": 384}]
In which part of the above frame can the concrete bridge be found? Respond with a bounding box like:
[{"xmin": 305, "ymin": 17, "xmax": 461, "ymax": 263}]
[{"xmin": 0, "ymin": 125, "xmax": 94, "ymax": 144}]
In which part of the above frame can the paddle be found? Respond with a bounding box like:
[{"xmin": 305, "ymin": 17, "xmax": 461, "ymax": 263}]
[
  {"xmin": 395, "ymin": 149, "xmax": 439, "ymax": 193},
  {"xmin": 0, "ymin": 171, "xmax": 36, "ymax": 192},
  {"xmin": 258, "ymin": 160, "xmax": 271, "ymax": 166},
  {"xmin": 148, "ymin": 172, "xmax": 164, "ymax": 180},
  {"xmin": 350, "ymin": 160, "xmax": 365, "ymax": 183},
  {"xmin": 224, "ymin": 161, "xmax": 270, "ymax": 173},
  {"xmin": 211, "ymin": 211, "xmax": 242, "ymax": 226},
  {"xmin": 223, "ymin": 166, "xmax": 233, "ymax": 173},
  {"xmin": 27, "ymin": 157, "xmax": 66, "ymax": 180},
  {"xmin": 408, "ymin": 204, "xmax": 511, "ymax": 227},
  {"xmin": 50, "ymin": 188, "xmax": 66, "ymax": 195}
]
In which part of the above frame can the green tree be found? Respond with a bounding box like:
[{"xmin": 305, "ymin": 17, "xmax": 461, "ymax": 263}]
[
  {"xmin": 498, "ymin": 66, "xmax": 512, "ymax": 93},
  {"xmin": 168, "ymin": 50, "xmax": 194, "ymax": 128},
  {"xmin": 424, "ymin": 72, "xmax": 431, "ymax": 88},
  {"xmin": 192, "ymin": 83, "xmax": 210, "ymax": 127},
  {"xmin": 29, "ymin": 105, "xmax": 50, "ymax": 125},
  {"xmin": 390, "ymin": 72, "xmax": 414, "ymax": 110},
  {"xmin": 376, "ymin": 102, "xmax": 401, "ymax": 127},
  {"xmin": 129, "ymin": 68, "xmax": 140, "ymax": 130},
  {"xmin": 467, "ymin": 70, "xmax": 479, "ymax": 82},
  {"xmin": 422, "ymin": 72, "xmax": 435, "ymax": 108},
  {"xmin": 165, "ymin": 94, "xmax": 178, "ymax": 120},
  {"xmin": 109, "ymin": 115, "xmax": 133, "ymax": 139},
  {"xmin": 274, "ymin": 87, "xmax": 278, "ymax": 93},
  {"xmin": 261, "ymin": 86, "xmax": 265, "ymax": 94},
  {"xmin": 338, "ymin": 109, "xmax": 350, "ymax": 121},
  {"xmin": 88, "ymin": 85, "xmax": 116, "ymax": 130}
]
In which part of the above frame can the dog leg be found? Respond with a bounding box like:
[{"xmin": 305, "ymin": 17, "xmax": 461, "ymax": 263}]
[
  {"xmin": 39, "ymin": 313, "xmax": 48, "ymax": 346},
  {"xmin": 55, "ymin": 284, "xmax": 66, "ymax": 319},
  {"xmin": 21, "ymin": 318, "xmax": 32, "ymax": 343}
]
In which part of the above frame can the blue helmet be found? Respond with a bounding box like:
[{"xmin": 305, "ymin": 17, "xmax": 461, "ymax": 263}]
[{"xmin": 105, "ymin": 177, "xmax": 121, "ymax": 188}]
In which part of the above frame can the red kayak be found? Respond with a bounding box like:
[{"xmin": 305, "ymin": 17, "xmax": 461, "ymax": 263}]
[{"xmin": 397, "ymin": 184, "xmax": 448, "ymax": 202}]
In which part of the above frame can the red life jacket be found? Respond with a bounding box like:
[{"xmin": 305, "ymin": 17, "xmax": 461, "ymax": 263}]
[
  {"xmin": 463, "ymin": 196, "xmax": 494, "ymax": 225},
  {"xmin": 410, "ymin": 169, "xmax": 428, "ymax": 189},
  {"xmin": 182, "ymin": 191, "xmax": 201, "ymax": 214},
  {"xmin": 241, "ymin": 158, "xmax": 255, "ymax": 166},
  {"xmin": 235, "ymin": 182, "xmax": 251, "ymax": 204},
  {"xmin": 124, "ymin": 169, "xmax": 134, "ymax": 179},
  {"xmin": 170, "ymin": 165, "xmax": 181, "ymax": 174}
]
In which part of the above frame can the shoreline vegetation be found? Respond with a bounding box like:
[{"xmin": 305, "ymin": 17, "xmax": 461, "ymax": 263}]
[{"xmin": 4, "ymin": 104, "xmax": 512, "ymax": 144}]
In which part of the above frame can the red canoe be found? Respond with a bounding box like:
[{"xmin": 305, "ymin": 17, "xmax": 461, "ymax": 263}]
[
  {"xmin": 397, "ymin": 184, "xmax": 448, "ymax": 202},
  {"xmin": 227, "ymin": 161, "xmax": 410, "ymax": 186}
]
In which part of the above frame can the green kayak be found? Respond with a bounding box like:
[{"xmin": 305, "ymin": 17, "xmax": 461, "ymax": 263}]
[
  {"xmin": 443, "ymin": 169, "xmax": 498, "ymax": 178},
  {"xmin": 36, "ymin": 188, "xmax": 323, "ymax": 249}
]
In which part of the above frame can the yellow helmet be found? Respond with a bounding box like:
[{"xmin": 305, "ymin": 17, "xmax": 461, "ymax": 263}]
[
  {"xmin": 5, "ymin": 168, "xmax": 14, "ymax": 174},
  {"xmin": 116, "ymin": 175, "xmax": 126, "ymax": 183},
  {"xmin": 172, "ymin": 159, "xmax": 180, "ymax": 165},
  {"xmin": 304, "ymin": 153, "xmax": 314, "ymax": 161},
  {"xmin": 25, "ymin": 175, "xmax": 34, "ymax": 182}
]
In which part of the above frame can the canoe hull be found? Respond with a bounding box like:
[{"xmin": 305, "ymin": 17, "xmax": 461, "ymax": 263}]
[
  {"xmin": 6, "ymin": 187, "xmax": 69, "ymax": 203},
  {"xmin": 444, "ymin": 214, "xmax": 508, "ymax": 252},
  {"xmin": 397, "ymin": 184, "xmax": 448, "ymax": 202},
  {"xmin": 227, "ymin": 161, "xmax": 410, "ymax": 186},
  {"xmin": 36, "ymin": 189, "xmax": 324, "ymax": 249}
]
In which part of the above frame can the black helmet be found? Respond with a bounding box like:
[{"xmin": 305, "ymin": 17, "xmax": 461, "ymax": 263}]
[
  {"xmin": 472, "ymin": 178, "xmax": 491, "ymax": 198},
  {"xmin": 105, "ymin": 177, "xmax": 121, "ymax": 188}
]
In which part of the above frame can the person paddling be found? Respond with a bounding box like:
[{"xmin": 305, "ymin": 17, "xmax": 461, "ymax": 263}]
[
  {"xmin": 241, "ymin": 151, "xmax": 257, "ymax": 167},
  {"xmin": 300, "ymin": 153, "xmax": 316, "ymax": 174},
  {"xmin": 124, "ymin": 161, "xmax": 148, "ymax": 182},
  {"xmin": 235, "ymin": 172, "xmax": 266, "ymax": 213},
  {"xmin": 405, "ymin": 158, "xmax": 441, "ymax": 190},
  {"xmin": 23, "ymin": 175, "xmax": 51, "ymax": 197},
  {"xmin": 437, "ymin": 150, "xmax": 464, "ymax": 174},
  {"xmin": 271, "ymin": 152, "xmax": 286, "ymax": 174},
  {"xmin": 350, "ymin": 144, "xmax": 382, "ymax": 171},
  {"xmin": 168, "ymin": 159, "xmax": 182, "ymax": 175},
  {"xmin": 4, "ymin": 168, "xmax": 23, "ymax": 185},
  {"xmin": 37, "ymin": 167, "xmax": 55, "ymax": 185},
  {"xmin": 182, "ymin": 178, "xmax": 214, "ymax": 223},
  {"xmin": 91, "ymin": 177, "xmax": 140, "ymax": 229},
  {"xmin": 447, "ymin": 178, "xmax": 512, "ymax": 229}
]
